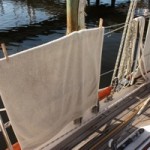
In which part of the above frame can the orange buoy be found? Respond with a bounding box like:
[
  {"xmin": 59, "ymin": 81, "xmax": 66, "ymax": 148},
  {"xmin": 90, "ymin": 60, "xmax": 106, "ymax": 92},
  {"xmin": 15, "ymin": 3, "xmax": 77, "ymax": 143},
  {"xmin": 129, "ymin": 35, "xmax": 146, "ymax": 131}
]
[
  {"xmin": 6, "ymin": 142, "xmax": 21, "ymax": 150},
  {"xmin": 98, "ymin": 86, "xmax": 112, "ymax": 101}
]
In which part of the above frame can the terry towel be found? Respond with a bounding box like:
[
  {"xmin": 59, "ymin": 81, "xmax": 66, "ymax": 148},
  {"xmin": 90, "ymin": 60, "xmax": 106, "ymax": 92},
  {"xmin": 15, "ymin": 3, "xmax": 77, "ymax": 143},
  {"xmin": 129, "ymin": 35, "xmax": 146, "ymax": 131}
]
[
  {"xmin": 0, "ymin": 28, "xmax": 104, "ymax": 150},
  {"xmin": 144, "ymin": 19, "xmax": 150, "ymax": 73}
]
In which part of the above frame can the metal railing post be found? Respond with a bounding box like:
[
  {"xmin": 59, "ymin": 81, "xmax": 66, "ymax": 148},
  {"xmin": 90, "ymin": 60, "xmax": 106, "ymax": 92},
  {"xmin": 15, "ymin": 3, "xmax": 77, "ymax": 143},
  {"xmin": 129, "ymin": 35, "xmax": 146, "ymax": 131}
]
[{"xmin": 0, "ymin": 115, "xmax": 13, "ymax": 150}]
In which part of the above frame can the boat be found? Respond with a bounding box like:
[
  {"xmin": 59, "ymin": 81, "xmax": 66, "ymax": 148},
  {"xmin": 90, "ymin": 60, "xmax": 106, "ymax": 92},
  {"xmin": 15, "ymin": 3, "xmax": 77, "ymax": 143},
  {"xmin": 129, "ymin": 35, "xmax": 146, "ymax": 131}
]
[
  {"xmin": 0, "ymin": 0, "xmax": 150, "ymax": 150},
  {"xmin": 117, "ymin": 125, "xmax": 150, "ymax": 150}
]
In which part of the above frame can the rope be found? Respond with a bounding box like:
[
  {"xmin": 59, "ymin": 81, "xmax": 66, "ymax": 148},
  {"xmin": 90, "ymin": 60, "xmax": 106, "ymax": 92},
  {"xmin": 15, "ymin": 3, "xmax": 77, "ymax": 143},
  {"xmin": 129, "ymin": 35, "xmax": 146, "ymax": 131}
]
[
  {"xmin": 118, "ymin": 0, "xmax": 138, "ymax": 80},
  {"xmin": 101, "ymin": 17, "xmax": 148, "ymax": 80},
  {"xmin": 100, "ymin": 69, "xmax": 114, "ymax": 77},
  {"xmin": 104, "ymin": 25, "xmax": 127, "ymax": 36},
  {"xmin": 117, "ymin": 17, "xmax": 147, "ymax": 88},
  {"xmin": 105, "ymin": 23, "xmax": 125, "ymax": 29},
  {"xmin": 130, "ymin": 17, "xmax": 148, "ymax": 85},
  {"xmin": 111, "ymin": 0, "xmax": 138, "ymax": 84},
  {"xmin": 104, "ymin": 15, "xmax": 150, "ymax": 36},
  {"xmin": 125, "ymin": 20, "xmax": 138, "ymax": 77}
]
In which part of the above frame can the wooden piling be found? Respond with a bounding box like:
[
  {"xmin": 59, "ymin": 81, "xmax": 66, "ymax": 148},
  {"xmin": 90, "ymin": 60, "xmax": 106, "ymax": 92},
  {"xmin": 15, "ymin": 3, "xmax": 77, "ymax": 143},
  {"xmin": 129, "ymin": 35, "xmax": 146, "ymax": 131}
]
[
  {"xmin": 78, "ymin": 0, "xmax": 86, "ymax": 30},
  {"xmin": 96, "ymin": 0, "xmax": 100, "ymax": 6},
  {"xmin": 111, "ymin": 0, "xmax": 115, "ymax": 8},
  {"xmin": 66, "ymin": 0, "xmax": 79, "ymax": 34}
]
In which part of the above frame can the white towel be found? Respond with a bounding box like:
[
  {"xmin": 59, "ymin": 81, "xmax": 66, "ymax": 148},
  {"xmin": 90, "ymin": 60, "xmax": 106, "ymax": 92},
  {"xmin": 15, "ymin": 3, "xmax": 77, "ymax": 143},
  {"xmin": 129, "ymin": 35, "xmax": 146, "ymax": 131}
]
[
  {"xmin": 144, "ymin": 19, "xmax": 150, "ymax": 73},
  {"xmin": 0, "ymin": 28, "xmax": 104, "ymax": 150}
]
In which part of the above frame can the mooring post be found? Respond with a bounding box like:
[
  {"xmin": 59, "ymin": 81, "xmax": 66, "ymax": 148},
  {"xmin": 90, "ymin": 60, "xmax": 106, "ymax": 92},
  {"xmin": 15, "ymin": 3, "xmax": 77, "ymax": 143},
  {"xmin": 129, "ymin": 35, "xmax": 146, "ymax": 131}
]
[
  {"xmin": 96, "ymin": 0, "xmax": 100, "ymax": 6},
  {"xmin": 111, "ymin": 0, "xmax": 115, "ymax": 8},
  {"xmin": 78, "ymin": 0, "xmax": 86, "ymax": 30},
  {"xmin": 148, "ymin": 0, "xmax": 150, "ymax": 10},
  {"xmin": 66, "ymin": 0, "xmax": 79, "ymax": 34}
]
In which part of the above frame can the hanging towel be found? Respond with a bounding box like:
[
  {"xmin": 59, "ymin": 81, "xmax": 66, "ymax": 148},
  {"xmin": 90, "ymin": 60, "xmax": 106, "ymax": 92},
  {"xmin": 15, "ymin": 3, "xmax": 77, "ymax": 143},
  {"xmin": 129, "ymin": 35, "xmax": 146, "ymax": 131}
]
[
  {"xmin": 133, "ymin": 17, "xmax": 150, "ymax": 81},
  {"xmin": 129, "ymin": 16, "xmax": 148, "ymax": 84},
  {"xmin": 0, "ymin": 27, "xmax": 104, "ymax": 150},
  {"xmin": 143, "ymin": 19, "xmax": 150, "ymax": 74}
]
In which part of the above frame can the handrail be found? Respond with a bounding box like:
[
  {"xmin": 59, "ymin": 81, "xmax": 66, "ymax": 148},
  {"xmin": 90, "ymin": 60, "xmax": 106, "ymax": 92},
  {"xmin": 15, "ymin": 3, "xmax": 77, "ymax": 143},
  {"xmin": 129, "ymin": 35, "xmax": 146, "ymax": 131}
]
[
  {"xmin": 0, "ymin": 108, "xmax": 6, "ymax": 112},
  {"xmin": 0, "ymin": 115, "xmax": 13, "ymax": 150},
  {"xmin": 0, "ymin": 121, "xmax": 11, "ymax": 132}
]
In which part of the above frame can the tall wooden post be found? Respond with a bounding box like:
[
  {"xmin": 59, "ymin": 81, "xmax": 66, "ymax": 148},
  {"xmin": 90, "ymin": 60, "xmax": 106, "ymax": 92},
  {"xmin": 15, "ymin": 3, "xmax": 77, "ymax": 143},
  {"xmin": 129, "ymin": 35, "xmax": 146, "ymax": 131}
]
[
  {"xmin": 111, "ymin": 0, "xmax": 115, "ymax": 8},
  {"xmin": 66, "ymin": 0, "xmax": 79, "ymax": 34},
  {"xmin": 96, "ymin": 0, "xmax": 100, "ymax": 6},
  {"xmin": 148, "ymin": 0, "xmax": 150, "ymax": 10},
  {"xmin": 78, "ymin": 0, "xmax": 86, "ymax": 30}
]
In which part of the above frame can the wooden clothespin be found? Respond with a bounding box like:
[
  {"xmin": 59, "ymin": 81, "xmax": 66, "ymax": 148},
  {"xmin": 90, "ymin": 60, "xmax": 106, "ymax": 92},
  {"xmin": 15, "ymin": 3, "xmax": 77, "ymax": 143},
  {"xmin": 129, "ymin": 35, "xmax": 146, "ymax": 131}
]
[
  {"xmin": 99, "ymin": 18, "xmax": 103, "ymax": 28},
  {"xmin": 0, "ymin": 43, "xmax": 9, "ymax": 62}
]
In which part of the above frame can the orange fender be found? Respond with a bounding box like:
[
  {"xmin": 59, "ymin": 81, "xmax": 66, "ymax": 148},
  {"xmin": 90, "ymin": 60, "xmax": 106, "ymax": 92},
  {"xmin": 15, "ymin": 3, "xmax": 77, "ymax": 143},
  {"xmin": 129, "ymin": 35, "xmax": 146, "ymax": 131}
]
[
  {"xmin": 6, "ymin": 142, "xmax": 21, "ymax": 150},
  {"xmin": 98, "ymin": 86, "xmax": 112, "ymax": 101},
  {"xmin": 13, "ymin": 143, "xmax": 21, "ymax": 150}
]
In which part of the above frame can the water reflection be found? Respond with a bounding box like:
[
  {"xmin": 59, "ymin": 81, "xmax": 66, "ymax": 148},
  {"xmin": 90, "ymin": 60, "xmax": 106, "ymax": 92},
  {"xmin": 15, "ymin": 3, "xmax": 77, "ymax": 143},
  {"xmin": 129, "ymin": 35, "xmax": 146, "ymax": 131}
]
[
  {"xmin": 0, "ymin": 0, "xmax": 149, "ymax": 56},
  {"xmin": 89, "ymin": 0, "xmax": 129, "ymax": 6},
  {"xmin": 0, "ymin": 0, "xmax": 66, "ymax": 30}
]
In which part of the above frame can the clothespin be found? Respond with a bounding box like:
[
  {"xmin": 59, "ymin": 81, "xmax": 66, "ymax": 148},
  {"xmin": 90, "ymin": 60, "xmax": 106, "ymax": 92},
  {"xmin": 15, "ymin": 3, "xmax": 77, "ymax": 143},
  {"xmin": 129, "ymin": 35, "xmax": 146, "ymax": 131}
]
[
  {"xmin": 0, "ymin": 43, "xmax": 9, "ymax": 62},
  {"xmin": 99, "ymin": 18, "xmax": 103, "ymax": 28}
]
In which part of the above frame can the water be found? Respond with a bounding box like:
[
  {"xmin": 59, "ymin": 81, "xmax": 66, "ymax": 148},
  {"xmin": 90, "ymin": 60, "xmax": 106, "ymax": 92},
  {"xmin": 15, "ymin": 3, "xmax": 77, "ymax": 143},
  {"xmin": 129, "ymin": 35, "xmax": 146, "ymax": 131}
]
[
  {"xmin": 89, "ymin": 0, "xmax": 129, "ymax": 5},
  {"xmin": 0, "ymin": 0, "xmax": 67, "ymax": 54},
  {"xmin": 0, "ymin": 0, "xmax": 130, "ymax": 54},
  {"xmin": 0, "ymin": 0, "xmax": 66, "ymax": 29},
  {"xmin": 0, "ymin": 0, "xmax": 132, "ymax": 87},
  {"xmin": 0, "ymin": 0, "xmax": 150, "ymax": 149}
]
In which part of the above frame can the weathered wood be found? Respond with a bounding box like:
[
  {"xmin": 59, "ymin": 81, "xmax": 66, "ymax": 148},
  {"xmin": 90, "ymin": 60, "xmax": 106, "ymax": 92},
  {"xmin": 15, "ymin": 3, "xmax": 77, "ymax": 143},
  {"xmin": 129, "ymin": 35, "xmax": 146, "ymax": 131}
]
[
  {"xmin": 66, "ymin": 0, "xmax": 79, "ymax": 34},
  {"xmin": 1, "ymin": 43, "xmax": 9, "ymax": 62},
  {"xmin": 99, "ymin": 18, "xmax": 103, "ymax": 28},
  {"xmin": 96, "ymin": 0, "xmax": 100, "ymax": 6},
  {"xmin": 78, "ymin": 0, "xmax": 86, "ymax": 30}
]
